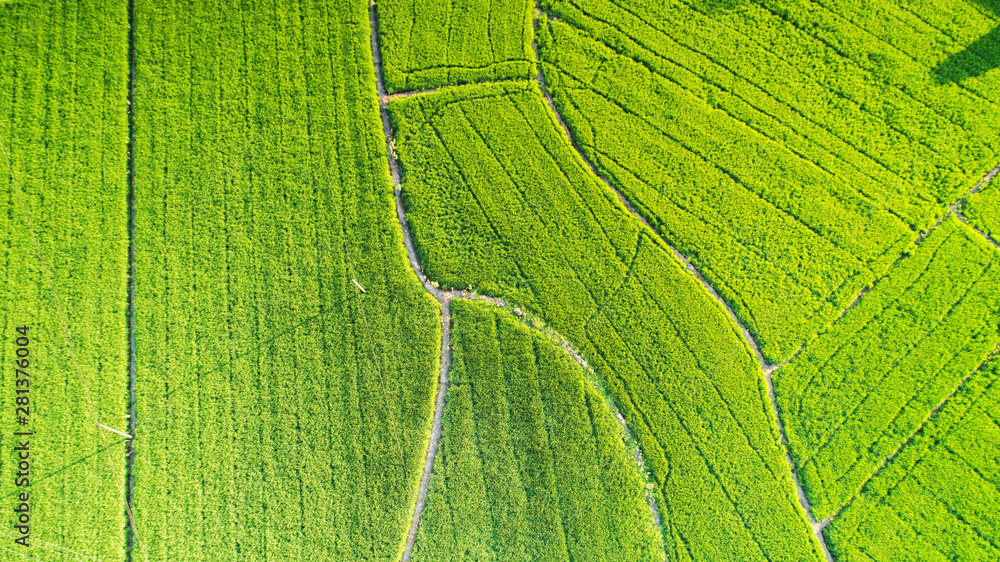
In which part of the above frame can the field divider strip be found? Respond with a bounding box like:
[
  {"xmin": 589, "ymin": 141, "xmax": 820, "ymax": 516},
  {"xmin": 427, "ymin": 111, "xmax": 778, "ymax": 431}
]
[
  {"xmin": 919, "ymin": 163, "xmax": 1000, "ymax": 239},
  {"xmin": 955, "ymin": 164, "xmax": 1000, "ymax": 250},
  {"xmin": 369, "ymin": 5, "xmax": 454, "ymax": 560},
  {"xmin": 125, "ymin": 0, "xmax": 139, "ymax": 558}
]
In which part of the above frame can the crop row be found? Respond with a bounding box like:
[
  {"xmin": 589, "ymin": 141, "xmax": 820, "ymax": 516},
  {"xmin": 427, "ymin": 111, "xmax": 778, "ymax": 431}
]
[
  {"xmin": 774, "ymin": 217, "xmax": 1000, "ymax": 520},
  {"xmin": 824, "ymin": 355, "xmax": 1000, "ymax": 561},
  {"xmin": 131, "ymin": 0, "xmax": 440, "ymax": 560},
  {"xmin": 390, "ymin": 81, "xmax": 824, "ymax": 561},
  {"xmin": 412, "ymin": 299, "xmax": 661, "ymax": 562},
  {"xmin": 0, "ymin": 1, "xmax": 130, "ymax": 560},
  {"xmin": 377, "ymin": 0, "xmax": 535, "ymax": 93}
]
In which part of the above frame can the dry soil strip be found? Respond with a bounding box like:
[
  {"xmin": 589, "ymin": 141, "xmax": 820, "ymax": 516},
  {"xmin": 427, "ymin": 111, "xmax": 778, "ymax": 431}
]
[{"xmin": 368, "ymin": 9, "xmax": 454, "ymax": 561}]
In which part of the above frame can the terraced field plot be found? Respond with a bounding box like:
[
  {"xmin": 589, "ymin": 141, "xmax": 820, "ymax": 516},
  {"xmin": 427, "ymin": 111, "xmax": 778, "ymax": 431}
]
[
  {"xmin": 377, "ymin": 0, "xmax": 535, "ymax": 92},
  {"xmin": 412, "ymin": 299, "xmax": 661, "ymax": 562},
  {"xmin": 2, "ymin": 0, "xmax": 999, "ymax": 560}
]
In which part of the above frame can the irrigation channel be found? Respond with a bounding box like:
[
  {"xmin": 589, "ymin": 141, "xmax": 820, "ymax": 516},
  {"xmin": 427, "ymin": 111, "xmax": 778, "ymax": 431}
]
[{"xmin": 368, "ymin": 4, "xmax": 1000, "ymax": 562}]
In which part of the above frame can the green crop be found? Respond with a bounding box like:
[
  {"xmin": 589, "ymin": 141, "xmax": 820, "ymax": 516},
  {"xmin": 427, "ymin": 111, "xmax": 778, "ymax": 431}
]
[
  {"xmin": 412, "ymin": 299, "xmax": 662, "ymax": 562},
  {"xmin": 4, "ymin": 0, "xmax": 999, "ymax": 558},
  {"xmin": 774, "ymin": 217, "xmax": 1000, "ymax": 521},
  {"xmin": 130, "ymin": 0, "xmax": 440, "ymax": 560},
  {"xmin": 0, "ymin": 1, "xmax": 130, "ymax": 560},
  {"xmin": 534, "ymin": 0, "xmax": 1000, "ymax": 363},
  {"xmin": 824, "ymin": 355, "xmax": 1000, "ymax": 561},
  {"xmin": 390, "ymin": 80, "xmax": 824, "ymax": 561},
  {"xmin": 377, "ymin": 0, "xmax": 535, "ymax": 93}
]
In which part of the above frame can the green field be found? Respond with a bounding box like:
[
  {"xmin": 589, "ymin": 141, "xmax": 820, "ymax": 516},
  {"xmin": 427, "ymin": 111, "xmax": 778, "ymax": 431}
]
[
  {"xmin": 535, "ymin": 0, "xmax": 1000, "ymax": 362},
  {"xmin": 0, "ymin": 0, "xmax": 130, "ymax": 560},
  {"xmin": 2, "ymin": 0, "xmax": 999, "ymax": 560},
  {"xmin": 391, "ymin": 81, "xmax": 824, "ymax": 560},
  {"xmin": 412, "ymin": 299, "xmax": 662, "ymax": 562},
  {"xmin": 130, "ymin": 0, "xmax": 440, "ymax": 560},
  {"xmin": 774, "ymin": 217, "xmax": 1000, "ymax": 520},
  {"xmin": 964, "ymin": 180, "xmax": 1000, "ymax": 242},
  {"xmin": 825, "ymin": 356, "xmax": 1000, "ymax": 560},
  {"xmin": 377, "ymin": 0, "xmax": 535, "ymax": 92}
]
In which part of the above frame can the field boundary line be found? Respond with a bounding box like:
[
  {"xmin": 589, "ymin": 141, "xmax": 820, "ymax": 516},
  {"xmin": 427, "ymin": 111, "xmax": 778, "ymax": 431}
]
[
  {"xmin": 956, "ymin": 164, "xmax": 1000, "ymax": 250},
  {"xmin": 369, "ymin": 5, "xmax": 453, "ymax": 560},
  {"xmin": 2, "ymin": 119, "xmax": 150, "ymax": 562},
  {"xmin": 125, "ymin": 0, "xmax": 139, "ymax": 558},
  {"xmin": 530, "ymin": 12, "xmax": 788, "ymax": 371}
]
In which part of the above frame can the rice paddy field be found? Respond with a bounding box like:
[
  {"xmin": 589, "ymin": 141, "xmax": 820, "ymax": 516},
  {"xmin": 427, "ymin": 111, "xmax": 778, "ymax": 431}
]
[{"xmin": 1, "ymin": 0, "xmax": 998, "ymax": 560}]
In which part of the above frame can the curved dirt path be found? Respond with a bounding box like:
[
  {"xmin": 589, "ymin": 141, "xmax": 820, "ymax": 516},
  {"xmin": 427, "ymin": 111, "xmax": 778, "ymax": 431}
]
[
  {"xmin": 530, "ymin": 18, "xmax": 837, "ymax": 560},
  {"xmin": 369, "ymin": 6, "xmax": 668, "ymax": 559}
]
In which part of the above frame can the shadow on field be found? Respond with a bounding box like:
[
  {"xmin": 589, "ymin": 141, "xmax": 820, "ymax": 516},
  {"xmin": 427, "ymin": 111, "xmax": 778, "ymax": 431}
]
[{"xmin": 932, "ymin": 0, "xmax": 1000, "ymax": 83}]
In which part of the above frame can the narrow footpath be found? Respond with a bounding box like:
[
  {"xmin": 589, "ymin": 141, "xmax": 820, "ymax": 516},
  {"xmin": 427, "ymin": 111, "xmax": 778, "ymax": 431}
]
[{"xmin": 368, "ymin": 6, "xmax": 666, "ymax": 560}]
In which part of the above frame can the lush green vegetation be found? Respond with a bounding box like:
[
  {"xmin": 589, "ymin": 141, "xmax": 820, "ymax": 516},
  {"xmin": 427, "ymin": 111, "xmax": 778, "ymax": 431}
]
[
  {"xmin": 774, "ymin": 217, "xmax": 1000, "ymax": 521},
  {"xmin": 964, "ymin": 180, "xmax": 1000, "ymax": 242},
  {"xmin": 0, "ymin": 1, "xmax": 130, "ymax": 560},
  {"xmin": 391, "ymin": 81, "xmax": 824, "ymax": 561},
  {"xmin": 825, "ymin": 355, "xmax": 1000, "ymax": 561},
  {"xmin": 412, "ymin": 299, "xmax": 662, "ymax": 562},
  {"xmin": 131, "ymin": 0, "xmax": 440, "ymax": 559},
  {"xmin": 377, "ymin": 0, "xmax": 535, "ymax": 93},
  {"xmin": 534, "ymin": 0, "xmax": 1000, "ymax": 362},
  {"xmin": 4, "ymin": 0, "xmax": 998, "ymax": 558}
]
